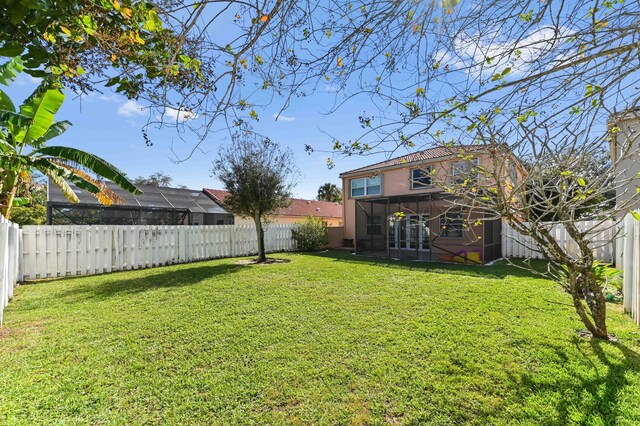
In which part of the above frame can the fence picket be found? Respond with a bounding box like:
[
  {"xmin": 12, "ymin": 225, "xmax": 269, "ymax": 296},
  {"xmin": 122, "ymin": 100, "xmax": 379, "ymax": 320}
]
[
  {"xmin": 16, "ymin": 223, "xmax": 299, "ymax": 281},
  {"xmin": 502, "ymin": 220, "xmax": 616, "ymax": 263},
  {"xmin": 1, "ymin": 215, "xmax": 21, "ymax": 325}
]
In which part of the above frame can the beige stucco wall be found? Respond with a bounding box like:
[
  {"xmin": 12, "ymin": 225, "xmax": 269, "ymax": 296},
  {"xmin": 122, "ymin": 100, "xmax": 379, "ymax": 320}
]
[{"xmin": 327, "ymin": 226, "xmax": 344, "ymax": 248}]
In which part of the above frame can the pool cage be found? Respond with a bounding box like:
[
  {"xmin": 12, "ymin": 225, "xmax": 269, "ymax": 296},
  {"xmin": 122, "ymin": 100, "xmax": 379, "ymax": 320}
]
[
  {"xmin": 47, "ymin": 180, "xmax": 235, "ymax": 226},
  {"xmin": 354, "ymin": 193, "xmax": 502, "ymax": 264}
]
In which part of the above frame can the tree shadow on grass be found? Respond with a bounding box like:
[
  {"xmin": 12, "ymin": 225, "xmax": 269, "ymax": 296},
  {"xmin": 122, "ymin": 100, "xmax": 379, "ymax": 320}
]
[
  {"xmin": 54, "ymin": 263, "xmax": 244, "ymax": 302},
  {"xmin": 309, "ymin": 250, "xmax": 548, "ymax": 280},
  {"xmin": 507, "ymin": 337, "xmax": 640, "ymax": 424}
]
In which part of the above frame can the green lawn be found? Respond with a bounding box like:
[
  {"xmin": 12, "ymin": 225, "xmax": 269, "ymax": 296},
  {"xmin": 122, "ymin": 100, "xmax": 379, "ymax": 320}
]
[{"xmin": 1, "ymin": 251, "xmax": 640, "ymax": 425}]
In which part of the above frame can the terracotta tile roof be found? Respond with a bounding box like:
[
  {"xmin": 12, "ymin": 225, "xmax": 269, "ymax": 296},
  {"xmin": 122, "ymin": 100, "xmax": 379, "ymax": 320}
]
[
  {"xmin": 203, "ymin": 189, "xmax": 343, "ymax": 219},
  {"xmin": 339, "ymin": 145, "xmax": 488, "ymax": 176}
]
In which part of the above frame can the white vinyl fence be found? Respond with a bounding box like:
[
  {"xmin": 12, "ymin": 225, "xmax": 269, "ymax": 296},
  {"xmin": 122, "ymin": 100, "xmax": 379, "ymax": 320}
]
[
  {"xmin": 502, "ymin": 219, "xmax": 616, "ymax": 263},
  {"xmin": 0, "ymin": 214, "xmax": 21, "ymax": 326},
  {"xmin": 621, "ymin": 213, "xmax": 640, "ymax": 325},
  {"xmin": 20, "ymin": 224, "xmax": 297, "ymax": 281}
]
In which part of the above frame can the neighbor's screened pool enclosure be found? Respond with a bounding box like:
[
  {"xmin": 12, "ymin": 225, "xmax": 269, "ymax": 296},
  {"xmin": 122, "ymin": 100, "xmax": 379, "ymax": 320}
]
[
  {"xmin": 47, "ymin": 181, "xmax": 235, "ymax": 226},
  {"xmin": 354, "ymin": 193, "xmax": 502, "ymax": 264}
]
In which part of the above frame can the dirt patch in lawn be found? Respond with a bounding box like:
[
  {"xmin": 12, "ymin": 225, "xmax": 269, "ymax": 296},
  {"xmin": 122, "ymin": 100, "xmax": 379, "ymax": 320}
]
[{"xmin": 235, "ymin": 258, "xmax": 291, "ymax": 265}]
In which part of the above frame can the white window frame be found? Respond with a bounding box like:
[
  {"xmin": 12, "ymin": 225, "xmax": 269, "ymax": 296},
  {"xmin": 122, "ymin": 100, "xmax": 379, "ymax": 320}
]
[
  {"xmin": 453, "ymin": 158, "xmax": 480, "ymax": 185},
  {"xmin": 411, "ymin": 166, "xmax": 433, "ymax": 189},
  {"xmin": 350, "ymin": 175, "xmax": 382, "ymax": 197}
]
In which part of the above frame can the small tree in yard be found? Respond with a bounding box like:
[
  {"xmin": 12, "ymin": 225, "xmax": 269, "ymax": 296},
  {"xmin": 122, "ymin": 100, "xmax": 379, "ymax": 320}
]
[
  {"xmin": 213, "ymin": 131, "xmax": 298, "ymax": 263},
  {"xmin": 292, "ymin": 216, "xmax": 329, "ymax": 252}
]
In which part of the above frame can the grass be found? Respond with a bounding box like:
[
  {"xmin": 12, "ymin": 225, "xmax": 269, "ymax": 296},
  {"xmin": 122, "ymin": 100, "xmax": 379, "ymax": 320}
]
[{"xmin": 1, "ymin": 251, "xmax": 640, "ymax": 425}]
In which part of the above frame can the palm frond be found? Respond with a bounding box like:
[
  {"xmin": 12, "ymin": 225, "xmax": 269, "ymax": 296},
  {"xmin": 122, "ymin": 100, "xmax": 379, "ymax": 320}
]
[
  {"xmin": 31, "ymin": 158, "xmax": 101, "ymax": 194},
  {"xmin": 33, "ymin": 146, "xmax": 141, "ymax": 195},
  {"xmin": 0, "ymin": 57, "xmax": 24, "ymax": 86},
  {"xmin": 51, "ymin": 160, "xmax": 125, "ymax": 206},
  {"xmin": 0, "ymin": 111, "xmax": 29, "ymax": 139},
  {"xmin": 0, "ymin": 136, "xmax": 15, "ymax": 153},
  {"xmin": 0, "ymin": 88, "xmax": 15, "ymax": 112},
  {"xmin": 22, "ymin": 88, "xmax": 65, "ymax": 144},
  {"xmin": 40, "ymin": 167, "xmax": 79, "ymax": 204},
  {"xmin": 32, "ymin": 120, "xmax": 71, "ymax": 147},
  {"xmin": 19, "ymin": 79, "xmax": 53, "ymax": 117}
]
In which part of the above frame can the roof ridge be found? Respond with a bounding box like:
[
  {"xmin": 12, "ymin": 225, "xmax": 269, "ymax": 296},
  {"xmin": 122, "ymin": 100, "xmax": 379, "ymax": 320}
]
[
  {"xmin": 204, "ymin": 189, "xmax": 340, "ymax": 205},
  {"xmin": 339, "ymin": 144, "xmax": 481, "ymax": 176}
]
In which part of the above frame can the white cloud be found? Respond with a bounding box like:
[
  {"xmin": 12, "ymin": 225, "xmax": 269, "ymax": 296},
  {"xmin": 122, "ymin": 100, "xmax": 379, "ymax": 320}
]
[
  {"xmin": 273, "ymin": 113, "xmax": 296, "ymax": 122},
  {"xmin": 163, "ymin": 106, "xmax": 197, "ymax": 123},
  {"xmin": 99, "ymin": 93, "xmax": 121, "ymax": 103},
  {"xmin": 440, "ymin": 26, "xmax": 570, "ymax": 78},
  {"xmin": 117, "ymin": 100, "xmax": 146, "ymax": 117},
  {"xmin": 324, "ymin": 84, "xmax": 339, "ymax": 93}
]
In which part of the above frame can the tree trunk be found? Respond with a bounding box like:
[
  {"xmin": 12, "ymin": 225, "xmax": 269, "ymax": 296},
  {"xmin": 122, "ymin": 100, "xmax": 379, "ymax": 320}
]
[
  {"xmin": 556, "ymin": 224, "xmax": 610, "ymax": 340},
  {"xmin": 254, "ymin": 215, "xmax": 267, "ymax": 263},
  {"xmin": 569, "ymin": 272, "xmax": 609, "ymax": 339},
  {"xmin": 0, "ymin": 171, "xmax": 19, "ymax": 219}
]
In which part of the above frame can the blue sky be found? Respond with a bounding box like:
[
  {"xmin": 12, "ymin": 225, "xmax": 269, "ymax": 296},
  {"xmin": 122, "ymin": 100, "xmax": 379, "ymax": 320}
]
[
  {"xmin": 6, "ymin": 69, "xmax": 404, "ymax": 200},
  {"xmin": 6, "ymin": 0, "xmax": 620, "ymax": 200}
]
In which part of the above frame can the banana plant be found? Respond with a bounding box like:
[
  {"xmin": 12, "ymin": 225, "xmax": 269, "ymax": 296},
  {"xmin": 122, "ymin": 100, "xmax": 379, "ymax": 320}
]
[{"xmin": 0, "ymin": 74, "xmax": 141, "ymax": 219}]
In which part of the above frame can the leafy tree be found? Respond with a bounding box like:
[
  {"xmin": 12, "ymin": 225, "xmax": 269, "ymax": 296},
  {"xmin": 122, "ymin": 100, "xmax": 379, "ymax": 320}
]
[
  {"xmin": 9, "ymin": 177, "xmax": 47, "ymax": 225},
  {"xmin": 0, "ymin": 78, "xmax": 140, "ymax": 219},
  {"xmin": 133, "ymin": 171, "xmax": 186, "ymax": 188},
  {"xmin": 522, "ymin": 151, "xmax": 617, "ymax": 222},
  {"xmin": 317, "ymin": 183, "xmax": 342, "ymax": 204},
  {"xmin": 0, "ymin": 0, "xmax": 203, "ymax": 99},
  {"xmin": 212, "ymin": 130, "xmax": 298, "ymax": 263},
  {"xmin": 10, "ymin": 204, "xmax": 46, "ymax": 225},
  {"xmin": 435, "ymin": 123, "xmax": 638, "ymax": 340}
]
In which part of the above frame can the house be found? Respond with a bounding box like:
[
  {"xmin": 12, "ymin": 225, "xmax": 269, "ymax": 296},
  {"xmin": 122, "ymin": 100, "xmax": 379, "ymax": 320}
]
[
  {"xmin": 608, "ymin": 108, "xmax": 640, "ymax": 269},
  {"xmin": 48, "ymin": 180, "xmax": 235, "ymax": 225},
  {"xmin": 339, "ymin": 145, "xmax": 505, "ymax": 264},
  {"xmin": 203, "ymin": 189, "xmax": 343, "ymax": 226},
  {"xmin": 609, "ymin": 108, "xmax": 640, "ymax": 211}
]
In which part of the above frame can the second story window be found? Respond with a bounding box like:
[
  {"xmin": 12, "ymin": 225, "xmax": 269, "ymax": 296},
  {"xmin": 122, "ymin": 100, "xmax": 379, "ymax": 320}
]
[
  {"xmin": 350, "ymin": 175, "xmax": 381, "ymax": 197},
  {"xmin": 453, "ymin": 158, "xmax": 479, "ymax": 185},
  {"xmin": 411, "ymin": 166, "xmax": 433, "ymax": 189}
]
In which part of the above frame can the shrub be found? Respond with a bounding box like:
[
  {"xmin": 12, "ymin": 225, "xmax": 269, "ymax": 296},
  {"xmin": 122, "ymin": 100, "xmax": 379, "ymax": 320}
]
[{"xmin": 292, "ymin": 215, "xmax": 329, "ymax": 251}]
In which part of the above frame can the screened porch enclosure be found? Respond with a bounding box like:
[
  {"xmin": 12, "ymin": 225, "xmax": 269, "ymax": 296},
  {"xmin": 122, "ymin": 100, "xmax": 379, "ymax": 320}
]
[
  {"xmin": 47, "ymin": 180, "xmax": 235, "ymax": 226},
  {"xmin": 354, "ymin": 194, "xmax": 502, "ymax": 264}
]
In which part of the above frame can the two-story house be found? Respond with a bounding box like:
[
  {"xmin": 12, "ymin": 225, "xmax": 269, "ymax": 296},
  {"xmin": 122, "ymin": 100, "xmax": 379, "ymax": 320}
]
[{"xmin": 339, "ymin": 145, "xmax": 504, "ymax": 264}]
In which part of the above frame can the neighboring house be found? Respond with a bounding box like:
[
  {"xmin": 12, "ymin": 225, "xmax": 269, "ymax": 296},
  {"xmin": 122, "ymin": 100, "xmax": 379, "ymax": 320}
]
[
  {"xmin": 339, "ymin": 145, "xmax": 506, "ymax": 264},
  {"xmin": 203, "ymin": 189, "xmax": 343, "ymax": 226},
  {"xmin": 48, "ymin": 180, "xmax": 235, "ymax": 225},
  {"xmin": 610, "ymin": 108, "xmax": 640, "ymax": 211}
]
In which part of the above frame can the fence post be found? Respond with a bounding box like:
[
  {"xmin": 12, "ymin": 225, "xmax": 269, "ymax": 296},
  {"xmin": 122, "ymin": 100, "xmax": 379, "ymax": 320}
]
[{"xmin": 634, "ymin": 217, "xmax": 640, "ymax": 324}]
